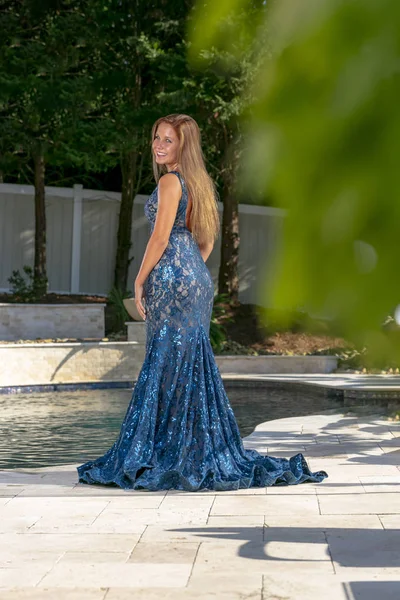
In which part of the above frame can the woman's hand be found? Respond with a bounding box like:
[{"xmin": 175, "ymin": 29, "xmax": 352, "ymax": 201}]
[{"xmin": 134, "ymin": 278, "xmax": 146, "ymax": 321}]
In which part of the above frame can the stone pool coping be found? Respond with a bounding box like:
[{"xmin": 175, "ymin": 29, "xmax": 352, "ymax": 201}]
[
  {"xmin": 222, "ymin": 373, "xmax": 400, "ymax": 401},
  {"xmin": 2, "ymin": 373, "xmax": 400, "ymax": 406},
  {"xmin": 0, "ymin": 342, "xmax": 338, "ymax": 388},
  {"xmin": 0, "ymin": 409, "xmax": 399, "ymax": 598}
]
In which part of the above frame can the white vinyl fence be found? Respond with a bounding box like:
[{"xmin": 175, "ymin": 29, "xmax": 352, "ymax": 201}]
[{"xmin": 0, "ymin": 183, "xmax": 286, "ymax": 306}]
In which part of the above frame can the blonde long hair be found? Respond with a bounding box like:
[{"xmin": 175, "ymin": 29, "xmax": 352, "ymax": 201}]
[{"xmin": 151, "ymin": 114, "xmax": 220, "ymax": 245}]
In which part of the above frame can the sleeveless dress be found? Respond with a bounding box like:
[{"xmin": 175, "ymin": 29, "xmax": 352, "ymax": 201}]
[{"xmin": 77, "ymin": 170, "xmax": 328, "ymax": 491}]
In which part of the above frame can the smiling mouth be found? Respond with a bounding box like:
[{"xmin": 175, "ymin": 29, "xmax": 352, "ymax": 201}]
[{"xmin": 156, "ymin": 152, "xmax": 167, "ymax": 157}]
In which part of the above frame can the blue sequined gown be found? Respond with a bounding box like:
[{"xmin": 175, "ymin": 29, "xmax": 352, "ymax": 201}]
[{"xmin": 77, "ymin": 170, "xmax": 328, "ymax": 491}]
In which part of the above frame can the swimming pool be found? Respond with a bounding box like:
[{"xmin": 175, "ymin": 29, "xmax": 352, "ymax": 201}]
[{"xmin": 0, "ymin": 383, "xmax": 342, "ymax": 469}]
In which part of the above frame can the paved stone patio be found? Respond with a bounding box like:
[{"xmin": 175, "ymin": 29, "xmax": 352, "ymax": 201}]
[{"xmin": 0, "ymin": 409, "xmax": 399, "ymax": 599}]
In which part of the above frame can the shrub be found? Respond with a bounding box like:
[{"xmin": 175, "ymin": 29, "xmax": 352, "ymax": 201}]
[{"xmin": 7, "ymin": 266, "xmax": 48, "ymax": 303}]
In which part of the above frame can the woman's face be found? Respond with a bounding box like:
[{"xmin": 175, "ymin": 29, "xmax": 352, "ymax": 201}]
[{"xmin": 153, "ymin": 122, "xmax": 179, "ymax": 170}]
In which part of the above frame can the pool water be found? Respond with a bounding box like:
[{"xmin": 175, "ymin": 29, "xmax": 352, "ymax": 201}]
[{"xmin": 0, "ymin": 384, "xmax": 342, "ymax": 470}]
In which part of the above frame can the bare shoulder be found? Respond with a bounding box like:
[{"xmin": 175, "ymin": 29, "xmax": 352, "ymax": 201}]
[{"xmin": 158, "ymin": 172, "xmax": 181, "ymax": 195}]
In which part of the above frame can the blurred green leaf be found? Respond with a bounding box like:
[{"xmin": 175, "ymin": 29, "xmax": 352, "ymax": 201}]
[{"xmin": 192, "ymin": 0, "xmax": 400, "ymax": 362}]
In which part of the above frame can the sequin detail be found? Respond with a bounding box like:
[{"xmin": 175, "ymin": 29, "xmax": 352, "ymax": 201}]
[{"xmin": 77, "ymin": 171, "xmax": 328, "ymax": 491}]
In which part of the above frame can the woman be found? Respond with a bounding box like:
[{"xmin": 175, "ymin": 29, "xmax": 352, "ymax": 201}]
[{"xmin": 77, "ymin": 114, "xmax": 328, "ymax": 491}]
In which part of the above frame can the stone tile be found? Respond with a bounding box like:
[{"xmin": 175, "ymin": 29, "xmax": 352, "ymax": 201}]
[
  {"xmin": 38, "ymin": 562, "xmax": 192, "ymax": 588},
  {"xmin": 166, "ymin": 486, "xmax": 266, "ymax": 496},
  {"xmin": 0, "ymin": 589, "xmax": 106, "ymax": 599},
  {"xmin": 91, "ymin": 507, "xmax": 209, "ymax": 532},
  {"xmin": 262, "ymin": 573, "xmax": 347, "ymax": 600},
  {"xmin": 164, "ymin": 488, "xmax": 218, "ymax": 497},
  {"xmin": 345, "ymin": 446, "xmax": 386, "ymax": 459},
  {"xmin": 1, "ymin": 411, "xmax": 399, "ymax": 596},
  {"xmin": 264, "ymin": 514, "xmax": 384, "ymax": 530},
  {"xmin": 327, "ymin": 529, "xmax": 400, "ymax": 573},
  {"xmin": 345, "ymin": 450, "xmax": 400, "ymax": 467},
  {"xmin": 0, "ymin": 472, "xmax": 44, "ymax": 485},
  {"xmin": 263, "ymin": 525, "xmax": 326, "ymax": 543},
  {"xmin": 0, "ymin": 516, "xmax": 41, "ymax": 533},
  {"xmin": 316, "ymin": 483, "xmax": 366, "ymax": 495},
  {"xmin": 16, "ymin": 486, "xmax": 78, "ymax": 497},
  {"xmin": 303, "ymin": 445, "xmax": 349, "ymax": 458},
  {"xmin": 192, "ymin": 540, "xmax": 334, "ymax": 575},
  {"xmin": 207, "ymin": 515, "xmax": 264, "ymax": 527},
  {"xmin": 103, "ymin": 496, "xmax": 163, "ymax": 509},
  {"xmin": 188, "ymin": 569, "xmax": 263, "ymax": 596},
  {"xmin": 313, "ymin": 436, "xmax": 341, "ymax": 444},
  {"xmin": 141, "ymin": 524, "xmax": 264, "ymax": 544},
  {"xmin": 0, "ymin": 498, "xmax": 14, "ymax": 507},
  {"xmin": 0, "ymin": 551, "xmax": 64, "ymax": 568},
  {"xmin": 218, "ymin": 487, "xmax": 267, "ymax": 496},
  {"xmin": 3, "ymin": 497, "xmax": 109, "ymax": 511},
  {"xmin": 379, "ymin": 514, "xmax": 400, "ymax": 529},
  {"xmin": 127, "ymin": 542, "xmax": 199, "ymax": 563},
  {"xmin": 319, "ymin": 493, "xmax": 400, "ymax": 515},
  {"xmin": 307, "ymin": 461, "xmax": 400, "ymax": 477},
  {"xmin": 379, "ymin": 438, "xmax": 400, "ymax": 452},
  {"xmin": 197, "ymin": 535, "xmax": 328, "ymax": 561},
  {"xmin": 338, "ymin": 428, "xmax": 396, "ymax": 441},
  {"xmin": 58, "ymin": 551, "xmax": 129, "ymax": 563},
  {"xmin": 211, "ymin": 494, "xmax": 320, "ymax": 516},
  {"xmin": 106, "ymin": 589, "xmax": 261, "ymax": 600},
  {"xmin": 40, "ymin": 470, "xmax": 80, "ymax": 483},
  {"xmin": 0, "ymin": 486, "xmax": 24, "ymax": 498},
  {"xmin": 0, "ymin": 563, "xmax": 55, "ymax": 587},
  {"xmin": 0, "ymin": 532, "xmax": 140, "ymax": 553},
  {"xmin": 29, "ymin": 520, "xmax": 146, "ymax": 536},
  {"xmin": 158, "ymin": 495, "xmax": 215, "ymax": 511},
  {"xmin": 359, "ymin": 475, "xmax": 400, "ymax": 493},
  {"xmin": 341, "ymin": 580, "xmax": 400, "ymax": 599},
  {"xmin": 72, "ymin": 485, "xmax": 167, "ymax": 498},
  {"xmin": 266, "ymin": 483, "xmax": 318, "ymax": 495}
]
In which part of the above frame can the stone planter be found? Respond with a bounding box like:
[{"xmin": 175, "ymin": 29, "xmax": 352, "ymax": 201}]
[
  {"xmin": 126, "ymin": 321, "xmax": 146, "ymax": 344},
  {"xmin": 0, "ymin": 303, "xmax": 106, "ymax": 341}
]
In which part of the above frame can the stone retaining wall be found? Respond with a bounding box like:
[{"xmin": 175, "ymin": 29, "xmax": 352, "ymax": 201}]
[
  {"xmin": 0, "ymin": 342, "xmax": 145, "ymax": 386},
  {"xmin": 0, "ymin": 303, "xmax": 105, "ymax": 341},
  {"xmin": 216, "ymin": 354, "xmax": 337, "ymax": 374},
  {"xmin": 0, "ymin": 341, "xmax": 337, "ymax": 388}
]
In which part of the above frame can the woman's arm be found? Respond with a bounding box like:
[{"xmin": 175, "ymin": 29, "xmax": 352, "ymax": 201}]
[
  {"xmin": 134, "ymin": 173, "xmax": 181, "ymax": 319},
  {"xmin": 198, "ymin": 240, "xmax": 214, "ymax": 263}
]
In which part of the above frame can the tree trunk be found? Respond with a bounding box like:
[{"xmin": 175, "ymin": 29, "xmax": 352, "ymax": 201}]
[
  {"xmin": 114, "ymin": 149, "xmax": 137, "ymax": 293},
  {"xmin": 217, "ymin": 125, "xmax": 241, "ymax": 305},
  {"xmin": 33, "ymin": 151, "xmax": 48, "ymax": 298},
  {"xmin": 218, "ymin": 153, "xmax": 240, "ymax": 305}
]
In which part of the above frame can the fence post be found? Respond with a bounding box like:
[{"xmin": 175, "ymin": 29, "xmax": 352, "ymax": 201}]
[{"xmin": 71, "ymin": 183, "xmax": 83, "ymax": 293}]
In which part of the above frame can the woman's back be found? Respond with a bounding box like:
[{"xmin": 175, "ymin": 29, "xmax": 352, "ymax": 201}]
[{"xmin": 143, "ymin": 170, "xmax": 215, "ymax": 343}]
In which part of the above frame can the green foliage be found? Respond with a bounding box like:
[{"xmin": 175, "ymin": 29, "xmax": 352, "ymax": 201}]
[
  {"xmin": 209, "ymin": 319, "xmax": 226, "ymax": 353},
  {"xmin": 0, "ymin": 1, "xmax": 94, "ymax": 170},
  {"xmin": 106, "ymin": 285, "xmax": 131, "ymax": 334},
  {"xmin": 192, "ymin": 0, "xmax": 400, "ymax": 362},
  {"xmin": 209, "ymin": 293, "xmax": 233, "ymax": 352},
  {"xmin": 218, "ymin": 338, "xmax": 259, "ymax": 356},
  {"xmin": 7, "ymin": 265, "xmax": 48, "ymax": 302}
]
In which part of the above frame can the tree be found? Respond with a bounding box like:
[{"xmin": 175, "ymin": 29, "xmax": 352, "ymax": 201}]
[
  {"xmin": 0, "ymin": 0, "xmax": 96, "ymax": 297},
  {"xmin": 187, "ymin": 2, "xmax": 268, "ymax": 304},
  {"xmin": 81, "ymin": 0, "xmax": 193, "ymax": 293}
]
